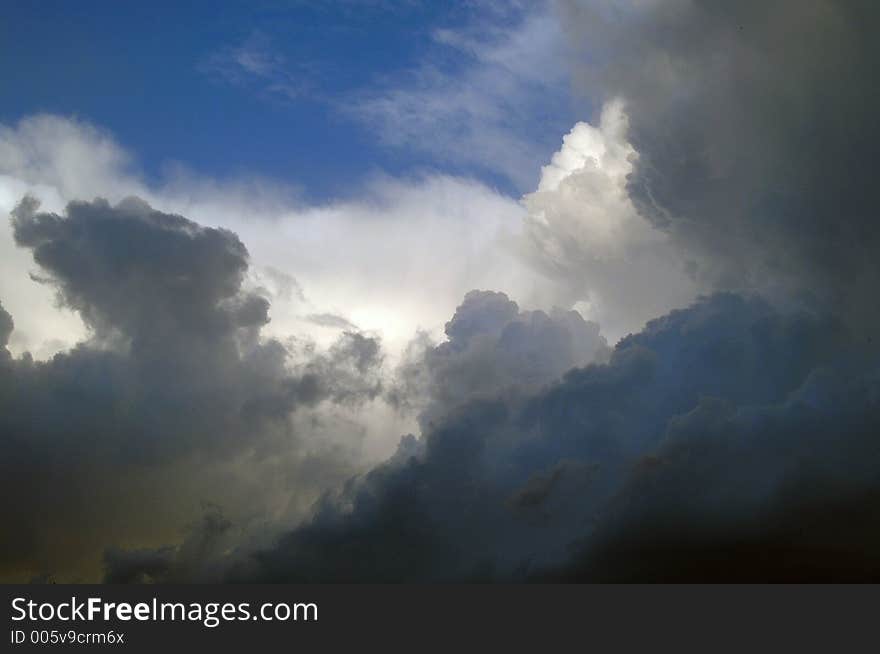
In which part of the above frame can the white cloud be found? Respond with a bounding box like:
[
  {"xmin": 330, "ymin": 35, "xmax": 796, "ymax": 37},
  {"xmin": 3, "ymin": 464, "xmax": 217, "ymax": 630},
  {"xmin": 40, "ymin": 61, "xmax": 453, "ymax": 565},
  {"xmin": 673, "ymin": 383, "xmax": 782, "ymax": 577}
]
[{"xmin": 517, "ymin": 99, "xmax": 700, "ymax": 339}]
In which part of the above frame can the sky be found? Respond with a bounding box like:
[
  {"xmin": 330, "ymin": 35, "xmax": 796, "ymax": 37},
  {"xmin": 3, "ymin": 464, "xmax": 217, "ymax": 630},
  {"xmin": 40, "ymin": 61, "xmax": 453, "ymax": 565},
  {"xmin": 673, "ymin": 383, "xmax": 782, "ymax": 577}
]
[
  {"xmin": 0, "ymin": 1, "xmax": 575, "ymax": 198},
  {"xmin": 2, "ymin": 0, "xmax": 880, "ymax": 583}
]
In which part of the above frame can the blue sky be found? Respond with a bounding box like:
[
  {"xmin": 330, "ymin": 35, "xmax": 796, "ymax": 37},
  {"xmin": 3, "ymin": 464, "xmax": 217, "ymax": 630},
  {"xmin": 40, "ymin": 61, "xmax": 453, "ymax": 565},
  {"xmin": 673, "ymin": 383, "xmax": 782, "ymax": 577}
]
[{"xmin": 1, "ymin": 1, "xmax": 576, "ymax": 201}]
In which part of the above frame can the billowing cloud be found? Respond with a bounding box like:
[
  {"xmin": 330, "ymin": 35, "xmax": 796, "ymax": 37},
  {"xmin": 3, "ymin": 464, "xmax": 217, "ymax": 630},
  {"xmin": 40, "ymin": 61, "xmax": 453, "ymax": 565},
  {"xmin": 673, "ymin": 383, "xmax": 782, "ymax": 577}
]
[
  {"xmin": 242, "ymin": 293, "xmax": 872, "ymax": 581},
  {"xmin": 518, "ymin": 99, "xmax": 699, "ymax": 338},
  {"xmin": 0, "ymin": 197, "xmax": 387, "ymax": 581},
  {"xmin": 103, "ymin": 288, "xmax": 614, "ymax": 582},
  {"xmin": 559, "ymin": 0, "xmax": 880, "ymax": 327},
  {"xmin": 389, "ymin": 290, "xmax": 610, "ymax": 426}
]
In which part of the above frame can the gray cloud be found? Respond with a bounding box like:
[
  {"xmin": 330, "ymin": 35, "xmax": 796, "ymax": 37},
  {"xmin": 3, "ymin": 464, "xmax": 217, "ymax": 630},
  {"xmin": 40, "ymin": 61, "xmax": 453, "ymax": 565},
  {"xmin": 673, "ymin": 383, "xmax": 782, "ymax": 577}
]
[
  {"xmin": 0, "ymin": 302, "xmax": 12, "ymax": 355},
  {"xmin": 559, "ymin": 0, "xmax": 880, "ymax": 326},
  {"xmin": 387, "ymin": 290, "xmax": 610, "ymax": 425},
  {"xmin": 304, "ymin": 313, "xmax": 359, "ymax": 330},
  {"xmin": 0, "ymin": 196, "xmax": 385, "ymax": 581},
  {"xmin": 562, "ymin": 361, "xmax": 880, "ymax": 581},
  {"xmin": 240, "ymin": 292, "xmax": 874, "ymax": 581},
  {"xmin": 106, "ymin": 288, "xmax": 613, "ymax": 582}
]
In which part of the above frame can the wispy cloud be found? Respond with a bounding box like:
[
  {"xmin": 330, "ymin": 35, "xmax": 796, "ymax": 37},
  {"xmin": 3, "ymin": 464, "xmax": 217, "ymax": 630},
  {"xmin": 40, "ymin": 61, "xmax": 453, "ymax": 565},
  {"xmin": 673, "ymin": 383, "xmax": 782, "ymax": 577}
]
[
  {"xmin": 199, "ymin": 31, "xmax": 313, "ymax": 102},
  {"xmin": 197, "ymin": 6, "xmax": 573, "ymax": 192},
  {"xmin": 348, "ymin": 6, "xmax": 573, "ymax": 190}
]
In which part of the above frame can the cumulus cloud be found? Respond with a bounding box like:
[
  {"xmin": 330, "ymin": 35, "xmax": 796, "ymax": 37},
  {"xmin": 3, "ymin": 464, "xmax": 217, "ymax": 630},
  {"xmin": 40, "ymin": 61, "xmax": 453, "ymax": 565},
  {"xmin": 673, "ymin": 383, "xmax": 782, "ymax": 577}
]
[
  {"xmin": 563, "ymin": 359, "xmax": 880, "ymax": 581},
  {"xmin": 105, "ymin": 288, "xmax": 613, "ymax": 582},
  {"xmin": 0, "ymin": 197, "xmax": 387, "ymax": 581},
  {"xmin": 244, "ymin": 293, "xmax": 874, "ymax": 581},
  {"xmin": 518, "ymin": 99, "xmax": 699, "ymax": 338},
  {"xmin": 389, "ymin": 290, "xmax": 610, "ymax": 426},
  {"xmin": 559, "ymin": 0, "xmax": 880, "ymax": 327}
]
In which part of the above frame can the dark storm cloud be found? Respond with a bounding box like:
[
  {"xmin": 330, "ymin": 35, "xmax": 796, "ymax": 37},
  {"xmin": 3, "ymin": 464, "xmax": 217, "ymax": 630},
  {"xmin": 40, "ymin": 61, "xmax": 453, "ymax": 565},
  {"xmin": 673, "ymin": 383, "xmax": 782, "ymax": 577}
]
[
  {"xmin": 12, "ymin": 195, "xmax": 263, "ymax": 349},
  {"xmin": 560, "ymin": 359, "xmax": 880, "ymax": 581},
  {"xmin": 243, "ymin": 292, "xmax": 877, "ymax": 581},
  {"xmin": 0, "ymin": 196, "xmax": 384, "ymax": 581},
  {"xmin": 560, "ymin": 0, "xmax": 880, "ymax": 324}
]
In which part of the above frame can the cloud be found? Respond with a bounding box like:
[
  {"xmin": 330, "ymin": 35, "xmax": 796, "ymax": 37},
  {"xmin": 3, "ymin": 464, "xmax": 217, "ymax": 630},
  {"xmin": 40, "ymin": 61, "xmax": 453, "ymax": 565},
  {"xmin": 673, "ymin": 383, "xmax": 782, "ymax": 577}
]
[
  {"xmin": 7, "ymin": 1, "xmax": 880, "ymax": 584},
  {"xmin": 304, "ymin": 313, "xmax": 359, "ymax": 330},
  {"xmin": 350, "ymin": 5, "xmax": 574, "ymax": 190},
  {"xmin": 225, "ymin": 1, "xmax": 880, "ymax": 582},
  {"xmin": 0, "ymin": 302, "xmax": 13, "ymax": 353},
  {"xmin": 11, "ymin": 195, "xmax": 265, "ymax": 351},
  {"xmin": 105, "ymin": 287, "xmax": 613, "ymax": 582},
  {"xmin": 517, "ymin": 98, "xmax": 699, "ymax": 338},
  {"xmin": 104, "ymin": 504, "xmax": 235, "ymax": 584},
  {"xmin": 199, "ymin": 31, "xmax": 312, "ymax": 102},
  {"xmin": 241, "ymin": 292, "xmax": 875, "ymax": 581},
  {"xmin": 562, "ymin": 361, "xmax": 880, "ymax": 581},
  {"xmin": 0, "ymin": 197, "xmax": 388, "ymax": 581},
  {"xmin": 389, "ymin": 290, "xmax": 610, "ymax": 426},
  {"xmin": 559, "ymin": 0, "xmax": 880, "ymax": 326},
  {"xmin": 0, "ymin": 113, "xmax": 553, "ymax": 362}
]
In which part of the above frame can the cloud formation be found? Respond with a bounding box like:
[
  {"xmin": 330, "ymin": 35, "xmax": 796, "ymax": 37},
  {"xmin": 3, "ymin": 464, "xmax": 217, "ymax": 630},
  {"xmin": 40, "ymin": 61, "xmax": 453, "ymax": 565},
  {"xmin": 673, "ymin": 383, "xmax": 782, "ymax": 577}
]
[
  {"xmin": 244, "ymin": 293, "xmax": 873, "ymax": 581},
  {"xmin": 560, "ymin": 0, "xmax": 880, "ymax": 326},
  {"xmin": 518, "ymin": 99, "xmax": 699, "ymax": 338},
  {"xmin": 389, "ymin": 290, "xmax": 610, "ymax": 426},
  {"xmin": 0, "ymin": 113, "xmax": 557, "ymax": 361},
  {"xmin": 5, "ymin": 0, "xmax": 880, "ymax": 584},
  {"xmin": 0, "ymin": 197, "xmax": 386, "ymax": 581},
  {"xmin": 102, "ymin": 287, "xmax": 614, "ymax": 582},
  {"xmin": 199, "ymin": 31, "xmax": 312, "ymax": 102}
]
